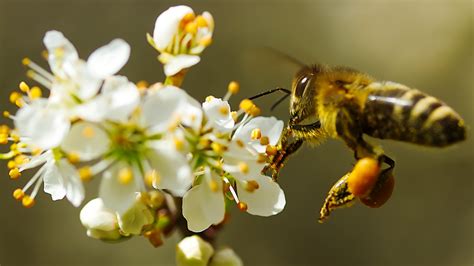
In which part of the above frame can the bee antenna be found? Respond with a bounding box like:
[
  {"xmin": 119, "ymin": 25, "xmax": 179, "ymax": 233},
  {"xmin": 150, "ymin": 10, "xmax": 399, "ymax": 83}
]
[
  {"xmin": 247, "ymin": 87, "xmax": 291, "ymax": 111},
  {"xmin": 270, "ymin": 93, "xmax": 290, "ymax": 111}
]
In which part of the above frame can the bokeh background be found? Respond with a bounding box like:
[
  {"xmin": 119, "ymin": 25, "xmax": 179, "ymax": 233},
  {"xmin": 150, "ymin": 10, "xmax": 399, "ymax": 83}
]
[{"xmin": 0, "ymin": 0, "xmax": 472, "ymax": 265}]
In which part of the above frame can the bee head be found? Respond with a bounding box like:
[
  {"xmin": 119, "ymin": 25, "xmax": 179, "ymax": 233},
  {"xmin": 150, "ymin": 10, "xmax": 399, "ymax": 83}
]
[{"xmin": 289, "ymin": 65, "xmax": 321, "ymax": 125}]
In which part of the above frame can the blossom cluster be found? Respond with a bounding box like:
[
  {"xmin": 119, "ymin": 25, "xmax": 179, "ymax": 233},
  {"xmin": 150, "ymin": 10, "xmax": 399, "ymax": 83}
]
[{"xmin": 0, "ymin": 5, "xmax": 285, "ymax": 264}]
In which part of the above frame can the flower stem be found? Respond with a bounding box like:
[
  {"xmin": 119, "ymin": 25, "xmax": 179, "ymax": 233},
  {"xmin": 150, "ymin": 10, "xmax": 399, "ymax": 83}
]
[{"xmin": 164, "ymin": 69, "xmax": 188, "ymax": 87}]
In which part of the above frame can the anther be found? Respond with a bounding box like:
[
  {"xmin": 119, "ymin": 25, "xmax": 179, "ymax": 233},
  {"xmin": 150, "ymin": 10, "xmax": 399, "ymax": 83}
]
[
  {"xmin": 9, "ymin": 92, "xmax": 22, "ymax": 104},
  {"xmin": 239, "ymin": 99, "xmax": 255, "ymax": 113},
  {"xmin": 29, "ymin": 86, "xmax": 42, "ymax": 99},
  {"xmin": 196, "ymin": 15, "xmax": 208, "ymax": 27},
  {"xmin": 238, "ymin": 162, "xmax": 249, "ymax": 174},
  {"xmin": 0, "ymin": 133, "xmax": 8, "ymax": 144},
  {"xmin": 235, "ymin": 140, "xmax": 245, "ymax": 148},
  {"xmin": 246, "ymin": 180, "xmax": 260, "ymax": 192},
  {"xmin": 199, "ymin": 36, "xmax": 212, "ymax": 47},
  {"xmin": 208, "ymin": 179, "xmax": 219, "ymax": 192},
  {"xmin": 14, "ymin": 154, "xmax": 29, "ymax": 165},
  {"xmin": 19, "ymin": 81, "xmax": 30, "ymax": 92},
  {"xmin": 9, "ymin": 168, "xmax": 21, "ymax": 179},
  {"xmin": 22, "ymin": 195, "xmax": 35, "ymax": 208},
  {"xmin": 260, "ymin": 136, "xmax": 270, "ymax": 146},
  {"xmin": 257, "ymin": 154, "xmax": 267, "ymax": 163},
  {"xmin": 67, "ymin": 152, "xmax": 80, "ymax": 164},
  {"xmin": 182, "ymin": 13, "xmax": 196, "ymax": 24},
  {"xmin": 0, "ymin": 125, "xmax": 10, "ymax": 134},
  {"xmin": 136, "ymin": 80, "xmax": 149, "ymax": 90},
  {"xmin": 78, "ymin": 166, "xmax": 93, "ymax": 182},
  {"xmin": 219, "ymin": 106, "xmax": 229, "ymax": 115},
  {"xmin": 3, "ymin": 111, "xmax": 11, "ymax": 118},
  {"xmin": 231, "ymin": 111, "xmax": 238, "ymax": 122},
  {"xmin": 211, "ymin": 142, "xmax": 226, "ymax": 154},
  {"xmin": 250, "ymin": 128, "xmax": 262, "ymax": 140},
  {"xmin": 7, "ymin": 160, "xmax": 16, "ymax": 169},
  {"xmin": 205, "ymin": 95, "xmax": 215, "ymax": 102},
  {"xmin": 118, "ymin": 167, "xmax": 133, "ymax": 185},
  {"xmin": 250, "ymin": 106, "xmax": 261, "ymax": 116},
  {"xmin": 22, "ymin": 57, "xmax": 31, "ymax": 66},
  {"xmin": 173, "ymin": 137, "xmax": 185, "ymax": 151},
  {"xmin": 13, "ymin": 188, "xmax": 24, "ymax": 200},
  {"xmin": 266, "ymin": 145, "xmax": 278, "ymax": 156},
  {"xmin": 145, "ymin": 171, "xmax": 157, "ymax": 187},
  {"xmin": 237, "ymin": 202, "xmax": 248, "ymax": 212},
  {"xmin": 185, "ymin": 21, "xmax": 198, "ymax": 34},
  {"xmin": 199, "ymin": 138, "xmax": 211, "ymax": 148},
  {"xmin": 82, "ymin": 126, "xmax": 95, "ymax": 138},
  {"xmin": 227, "ymin": 81, "xmax": 240, "ymax": 95}
]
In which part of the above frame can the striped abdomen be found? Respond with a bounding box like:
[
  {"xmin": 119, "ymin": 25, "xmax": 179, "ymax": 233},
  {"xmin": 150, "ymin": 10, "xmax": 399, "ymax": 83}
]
[{"xmin": 361, "ymin": 82, "xmax": 466, "ymax": 147}]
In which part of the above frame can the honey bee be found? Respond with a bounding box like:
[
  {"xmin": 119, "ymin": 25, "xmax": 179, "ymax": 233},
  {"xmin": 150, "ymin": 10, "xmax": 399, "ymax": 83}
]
[{"xmin": 251, "ymin": 64, "xmax": 466, "ymax": 222}]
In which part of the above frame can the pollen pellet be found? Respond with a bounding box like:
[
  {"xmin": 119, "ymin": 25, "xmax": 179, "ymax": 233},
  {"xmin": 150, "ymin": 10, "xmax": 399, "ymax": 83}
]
[
  {"xmin": 251, "ymin": 128, "xmax": 262, "ymax": 140},
  {"xmin": 361, "ymin": 173, "xmax": 395, "ymax": 208},
  {"xmin": 19, "ymin": 81, "xmax": 30, "ymax": 92},
  {"xmin": 260, "ymin": 136, "xmax": 270, "ymax": 146},
  {"xmin": 9, "ymin": 168, "xmax": 21, "ymax": 179},
  {"xmin": 22, "ymin": 195, "xmax": 35, "ymax": 208},
  {"xmin": 347, "ymin": 157, "xmax": 380, "ymax": 197},
  {"xmin": 237, "ymin": 202, "xmax": 248, "ymax": 212},
  {"xmin": 227, "ymin": 81, "xmax": 240, "ymax": 95},
  {"xmin": 13, "ymin": 189, "xmax": 24, "ymax": 200},
  {"xmin": 118, "ymin": 168, "xmax": 133, "ymax": 185}
]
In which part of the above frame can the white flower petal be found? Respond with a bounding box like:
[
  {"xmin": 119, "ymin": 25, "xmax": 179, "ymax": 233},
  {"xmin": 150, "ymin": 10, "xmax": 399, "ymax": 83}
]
[
  {"xmin": 176, "ymin": 235, "xmax": 214, "ymax": 266},
  {"xmin": 141, "ymin": 86, "xmax": 185, "ymax": 132},
  {"xmin": 118, "ymin": 200, "xmax": 154, "ymax": 235},
  {"xmin": 87, "ymin": 39, "xmax": 130, "ymax": 79},
  {"xmin": 180, "ymin": 94, "xmax": 203, "ymax": 132},
  {"xmin": 233, "ymin": 117, "xmax": 284, "ymax": 153},
  {"xmin": 61, "ymin": 122, "xmax": 109, "ymax": 161},
  {"xmin": 43, "ymin": 160, "xmax": 66, "ymax": 201},
  {"xmin": 147, "ymin": 142, "xmax": 193, "ymax": 196},
  {"xmin": 57, "ymin": 159, "xmax": 85, "ymax": 207},
  {"xmin": 15, "ymin": 100, "xmax": 70, "ymax": 149},
  {"xmin": 203, "ymin": 98, "xmax": 234, "ymax": 133},
  {"xmin": 99, "ymin": 164, "xmax": 139, "ymax": 214},
  {"xmin": 69, "ymin": 60, "xmax": 102, "ymax": 100},
  {"xmin": 153, "ymin": 5, "xmax": 194, "ymax": 50},
  {"xmin": 182, "ymin": 175, "xmax": 225, "ymax": 232},
  {"xmin": 236, "ymin": 174, "xmax": 285, "ymax": 217},
  {"xmin": 80, "ymin": 198, "xmax": 118, "ymax": 231},
  {"xmin": 163, "ymin": 54, "xmax": 200, "ymax": 76},
  {"xmin": 102, "ymin": 79, "xmax": 140, "ymax": 122},
  {"xmin": 43, "ymin": 30, "xmax": 79, "ymax": 78}
]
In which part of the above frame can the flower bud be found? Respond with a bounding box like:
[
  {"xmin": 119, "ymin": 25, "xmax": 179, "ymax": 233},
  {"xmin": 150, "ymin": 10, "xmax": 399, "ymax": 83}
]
[
  {"xmin": 176, "ymin": 235, "xmax": 214, "ymax": 266},
  {"xmin": 79, "ymin": 198, "xmax": 121, "ymax": 241},
  {"xmin": 118, "ymin": 199, "xmax": 154, "ymax": 235},
  {"xmin": 209, "ymin": 248, "xmax": 243, "ymax": 266}
]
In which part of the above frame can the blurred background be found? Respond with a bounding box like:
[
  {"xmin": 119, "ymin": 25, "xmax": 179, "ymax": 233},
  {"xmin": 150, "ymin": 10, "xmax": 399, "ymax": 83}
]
[{"xmin": 0, "ymin": 0, "xmax": 472, "ymax": 265}]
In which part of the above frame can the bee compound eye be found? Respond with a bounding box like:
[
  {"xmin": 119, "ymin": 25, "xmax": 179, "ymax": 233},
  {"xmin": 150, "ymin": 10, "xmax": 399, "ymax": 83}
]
[{"xmin": 295, "ymin": 75, "xmax": 310, "ymax": 97}]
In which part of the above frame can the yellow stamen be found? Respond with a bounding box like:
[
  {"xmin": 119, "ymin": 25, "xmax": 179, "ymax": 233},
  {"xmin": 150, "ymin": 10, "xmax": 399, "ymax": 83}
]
[
  {"xmin": 231, "ymin": 111, "xmax": 238, "ymax": 122},
  {"xmin": 237, "ymin": 202, "xmax": 248, "ymax": 212},
  {"xmin": 29, "ymin": 86, "xmax": 42, "ymax": 99},
  {"xmin": 250, "ymin": 106, "xmax": 261, "ymax": 116},
  {"xmin": 199, "ymin": 138, "xmax": 211, "ymax": 148},
  {"xmin": 145, "ymin": 171, "xmax": 157, "ymax": 188},
  {"xmin": 0, "ymin": 133, "xmax": 8, "ymax": 144},
  {"xmin": 251, "ymin": 128, "xmax": 262, "ymax": 140},
  {"xmin": 14, "ymin": 155, "xmax": 29, "ymax": 165},
  {"xmin": 260, "ymin": 136, "xmax": 270, "ymax": 146},
  {"xmin": 209, "ymin": 179, "xmax": 219, "ymax": 192},
  {"xmin": 205, "ymin": 95, "xmax": 215, "ymax": 102},
  {"xmin": 41, "ymin": 50, "xmax": 49, "ymax": 60},
  {"xmin": 266, "ymin": 145, "xmax": 278, "ymax": 156},
  {"xmin": 78, "ymin": 166, "xmax": 92, "ymax": 182},
  {"xmin": 13, "ymin": 188, "xmax": 24, "ymax": 200},
  {"xmin": 22, "ymin": 195, "xmax": 35, "ymax": 208},
  {"xmin": 3, "ymin": 111, "xmax": 11, "ymax": 117},
  {"xmin": 185, "ymin": 21, "xmax": 198, "ymax": 34},
  {"xmin": 9, "ymin": 168, "xmax": 21, "ymax": 180},
  {"xmin": 182, "ymin": 13, "xmax": 196, "ymax": 24},
  {"xmin": 211, "ymin": 142, "xmax": 226, "ymax": 154},
  {"xmin": 196, "ymin": 15, "xmax": 208, "ymax": 27},
  {"xmin": 32, "ymin": 148, "xmax": 42, "ymax": 156},
  {"xmin": 22, "ymin": 57, "xmax": 31, "ymax": 66},
  {"xmin": 246, "ymin": 180, "xmax": 260, "ymax": 192},
  {"xmin": 10, "ymin": 133, "xmax": 20, "ymax": 142},
  {"xmin": 238, "ymin": 162, "xmax": 249, "ymax": 174},
  {"xmin": 227, "ymin": 81, "xmax": 240, "ymax": 95},
  {"xmin": 67, "ymin": 152, "xmax": 80, "ymax": 164},
  {"xmin": 136, "ymin": 80, "xmax": 149, "ymax": 90},
  {"xmin": 118, "ymin": 167, "xmax": 133, "ymax": 185},
  {"xmin": 0, "ymin": 125, "xmax": 10, "ymax": 134},
  {"xmin": 9, "ymin": 92, "xmax": 22, "ymax": 104},
  {"xmin": 173, "ymin": 137, "xmax": 184, "ymax": 151},
  {"xmin": 219, "ymin": 105, "xmax": 229, "ymax": 116},
  {"xmin": 257, "ymin": 154, "xmax": 267, "ymax": 163},
  {"xmin": 236, "ymin": 139, "xmax": 245, "ymax": 148},
  {"xmin": 19, "ymin": 81, "xmax": 30, "ymax": 92},
  {"xmin": 199, "ymin": 36, "xmax": 212, "ymax": 47},
  {"xmin": 10, "ymin": 143, "xmax": 18, "ymax": 152},
  {"xmin": 15, "ymin": 99, "xmax": 24, "ymax": 108},
  {"xmin": 7, "ymin": 160, "xmax": 16, "ymax": 169},
  {"xmin": 239, "ymin": 99, "xmax": 255, "ymax": 113},
  {"xmin": 82, "ymin": 126, "xmax": 95, "ymax": 138}
]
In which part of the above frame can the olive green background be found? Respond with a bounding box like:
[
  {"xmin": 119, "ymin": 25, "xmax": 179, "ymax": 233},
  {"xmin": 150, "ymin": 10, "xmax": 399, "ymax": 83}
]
[{"xmin": 0, "ymin": 0, "xmax": 472, "ymax": 265}]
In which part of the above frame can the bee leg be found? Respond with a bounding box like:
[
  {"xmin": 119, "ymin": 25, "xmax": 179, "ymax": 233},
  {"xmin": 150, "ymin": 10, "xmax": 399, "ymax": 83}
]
[
  {"xmin": 319, "ymin": 173, "xmax": 356, "ymax": 223},
  {"xmin": 263, "ymin": 128, "xmax": 303, "ymax": 181}
]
